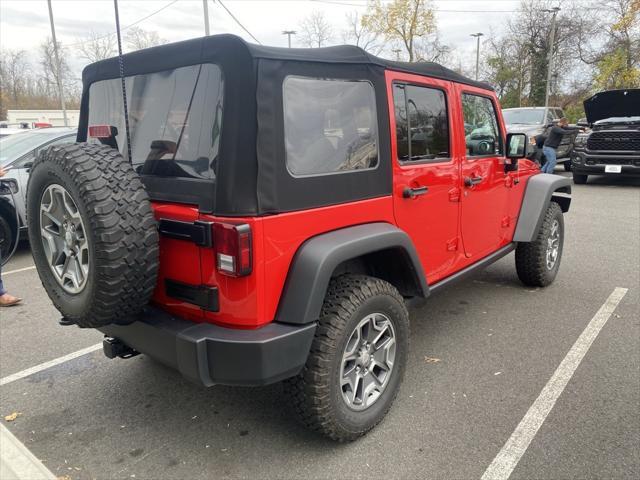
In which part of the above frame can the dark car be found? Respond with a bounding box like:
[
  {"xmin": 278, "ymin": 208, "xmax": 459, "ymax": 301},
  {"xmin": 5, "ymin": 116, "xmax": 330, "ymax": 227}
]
[
  {"xmin": 571, "ymin": 89, "xmax": 640, "ymax": 184},
  {"xmin": 503, "ymin": 107, "xmax": 577, "ymax": 170}
]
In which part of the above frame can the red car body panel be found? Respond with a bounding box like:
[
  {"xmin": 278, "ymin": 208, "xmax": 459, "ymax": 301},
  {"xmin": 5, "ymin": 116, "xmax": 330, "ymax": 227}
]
[{"xmin": 150, "ymin": 68, "xmax": 540, "ymax": 330}]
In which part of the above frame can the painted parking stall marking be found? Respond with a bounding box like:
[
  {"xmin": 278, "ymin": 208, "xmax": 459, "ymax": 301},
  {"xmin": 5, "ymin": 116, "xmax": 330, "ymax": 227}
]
[
  {"xmin": 0, "ymin": 343, "xmax": 102, "ymax": 387},
  {"xmin": 481, "ymin": 287, "xmax": 629, "ymax": 480},
  {"xmin": 3, "ymin": 265, "xmax": 36, "ymax": 276}
]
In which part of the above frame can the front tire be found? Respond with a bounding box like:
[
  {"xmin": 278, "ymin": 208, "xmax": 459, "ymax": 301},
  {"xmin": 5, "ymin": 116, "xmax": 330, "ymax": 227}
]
[
  {"xmin": 563, "ymin": 161, "xmax": 572, "ymax": 172},
  {"xmin": 286, "ymin": 275, "xmax": 409, "ymax": 442},
  {"xmin": 515, "ymin": 201, "xmax": 564, "ymax": 287},
  {"xmin": 572, "ymin": 172, "xmax": 588, "ymax": 184}
]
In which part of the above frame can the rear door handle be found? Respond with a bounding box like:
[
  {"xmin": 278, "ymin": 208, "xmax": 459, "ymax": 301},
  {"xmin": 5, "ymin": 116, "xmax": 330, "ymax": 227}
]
[
  {"xmin": 464, "ymin": 176, "xmax": 483, "ymax": 187},
  {"xmin": 402, "ymin": 186, "xmax": 428, "ymax": 199}
]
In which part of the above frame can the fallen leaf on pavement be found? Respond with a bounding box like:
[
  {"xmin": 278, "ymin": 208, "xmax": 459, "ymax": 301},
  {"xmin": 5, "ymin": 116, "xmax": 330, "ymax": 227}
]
[
  {"xmin": 424, "ymin": 356, "xmax": 441, "ymax": 363},
  {"xmin": 4, "ymin": 412, "xmax": 22, "ymax": 422}
]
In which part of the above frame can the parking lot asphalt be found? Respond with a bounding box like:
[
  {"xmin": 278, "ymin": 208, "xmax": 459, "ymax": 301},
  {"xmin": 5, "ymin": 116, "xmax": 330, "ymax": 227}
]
[{"xmin": 1, "ymin": 172, "xmax": 638, "ymax": 480}]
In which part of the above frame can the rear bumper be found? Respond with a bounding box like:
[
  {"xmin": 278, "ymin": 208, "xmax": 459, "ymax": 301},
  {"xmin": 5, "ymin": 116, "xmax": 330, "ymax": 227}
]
[
  {"xmin": 99, "ymin": 306, "xmax": 316, "ymax": 387},
  {"xmin": 571, "ymin": 151, "xmax": 640, "ymax": 176}
]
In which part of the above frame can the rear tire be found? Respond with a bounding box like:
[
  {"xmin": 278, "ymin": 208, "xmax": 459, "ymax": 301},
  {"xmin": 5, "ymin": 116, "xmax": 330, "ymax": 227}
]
[
  {"xmin": 27, "ymin": 143, "xmax": 159, "ymax": 328},
  {"xmin": 563, "ymin": 161, "xmax": 572, "ymax": 172},
  {"xmin": 572, "ymin": 172, "xmax": 588, "ymax": 184},
  {"xmin": 285, "ymin": 274, "xmax": 409, "ymax": 442},
  {"xmin": 515, "ymin": 202, "xmax": 564, "ymax": 287}
]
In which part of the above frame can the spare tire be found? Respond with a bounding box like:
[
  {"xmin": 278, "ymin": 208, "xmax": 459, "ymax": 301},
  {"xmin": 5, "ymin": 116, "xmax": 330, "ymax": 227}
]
[{"xmin": 27, "ymin": 143, "xmax": 159, "ymax": 328}]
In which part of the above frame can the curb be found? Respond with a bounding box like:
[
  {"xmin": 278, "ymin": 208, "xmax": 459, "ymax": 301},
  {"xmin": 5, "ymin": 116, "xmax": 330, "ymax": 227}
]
[{"xmin": 0, "ymin": 423, "xmax": 56, "ymax": 480}]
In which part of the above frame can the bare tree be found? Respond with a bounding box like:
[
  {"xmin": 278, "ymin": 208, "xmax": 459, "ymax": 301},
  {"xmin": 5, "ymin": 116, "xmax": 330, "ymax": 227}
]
[
  {"xmin": 124, "ymin": 27, "xmax": 167, "ymax": 52},
  {"xmin": 342, "ymin": 11, "xmax": 382, "ymax": 54},
  {"xmin": 300, "ymin": 11, "xmax": 333, "ymax": 48},
  {"xmin": 39, "ymin": 38, "xmax": 78, "ymax": 100},
  {"xmin": 0, "ymin": 50, "xmax": 30, "ymax": 106},
  {"xmin": 414, "ymin": 34, "xmax": 451, "ymax": 64},
  {"xmin": 77, "ymin": 31, "xmax": 117, "ymax": 63}
]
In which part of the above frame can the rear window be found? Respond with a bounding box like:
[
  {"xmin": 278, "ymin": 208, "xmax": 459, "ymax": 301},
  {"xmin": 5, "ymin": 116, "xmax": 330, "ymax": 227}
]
[
  {"xmin": 283, "ymin": 76, "xmax": 379, "ymax": 177},
  {"xmin": 87, "ymin": 63, "xmax": 223, "ymax": 180}
]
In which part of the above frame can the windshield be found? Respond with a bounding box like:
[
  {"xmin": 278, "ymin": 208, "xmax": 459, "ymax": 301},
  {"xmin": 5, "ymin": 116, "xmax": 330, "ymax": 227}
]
[
  {"xmin": 502, "ymin": 109, "xmax": 545, "ymax": 125},
  {"xmin": 0, "ymin": 130, "xmax": 71, "ymax": 166}
]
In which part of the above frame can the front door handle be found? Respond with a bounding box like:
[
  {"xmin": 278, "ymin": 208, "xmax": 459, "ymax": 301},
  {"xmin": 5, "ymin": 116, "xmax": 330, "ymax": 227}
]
[
  {"xmin": 402, "ymin": 185, "xmax": 428, "ymax": 199},
  {"xmin": 464, "ymin": 176, "xmax": 483, "ymax": 187}
]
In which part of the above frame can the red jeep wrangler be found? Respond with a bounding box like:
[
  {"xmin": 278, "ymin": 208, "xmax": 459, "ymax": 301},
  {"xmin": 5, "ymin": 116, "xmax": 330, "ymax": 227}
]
[{"xmin": 27, "ymin": 35, "xmax": 571, "ymax": 441}]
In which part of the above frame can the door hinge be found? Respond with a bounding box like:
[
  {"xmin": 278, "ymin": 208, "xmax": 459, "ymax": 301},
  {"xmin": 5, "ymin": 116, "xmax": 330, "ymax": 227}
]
[
  {"xmin": 446, "ymin": 238, "xmax": 459, "ymax": 251},
  {"xmin": 448, "ymin": 187, "xmax": 461, "ymax": 202},
  {"xmin": 501, "ymin": 216, "xmax": 511, "ymax": 228},
  {"xmin": 158, "ymin": 219, "xmax": 213, "ymax": 247}
]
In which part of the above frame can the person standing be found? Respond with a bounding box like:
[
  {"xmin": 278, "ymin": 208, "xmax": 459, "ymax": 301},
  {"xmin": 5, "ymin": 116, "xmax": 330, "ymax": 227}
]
[
  {"xmin": 541, "ymin": 117, "xmax": 581, "ymax": 174},
  {"xmin": 0, "ymin": 166, "xmax": 23, "ymax": 307}
]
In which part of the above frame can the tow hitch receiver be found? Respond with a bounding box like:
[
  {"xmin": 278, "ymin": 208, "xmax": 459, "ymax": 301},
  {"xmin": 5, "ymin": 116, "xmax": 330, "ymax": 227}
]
[{"xmin": 103, "ymin": 337, "xmax": 140, "ymax": 359}]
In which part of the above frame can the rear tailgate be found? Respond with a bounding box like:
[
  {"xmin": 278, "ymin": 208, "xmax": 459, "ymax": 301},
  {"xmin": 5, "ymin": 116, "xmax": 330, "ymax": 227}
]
[{"xmin": 152, "ymin": 202, "xmax": 205, "ymax": 322}]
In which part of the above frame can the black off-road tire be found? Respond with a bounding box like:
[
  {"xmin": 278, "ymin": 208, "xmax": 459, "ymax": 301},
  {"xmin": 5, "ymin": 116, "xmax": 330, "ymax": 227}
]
[
  {"xmin": 515, "ymin": 201, "xmax": 564, "ymax": 287},
  {"xmin": 572, "ymin": 172, "xmax": 588, "ymax": 184},
  {"xmin": 27, "ymin": 143, "xmax": 158, "ymax": 327},
  {"xmin": 563, "ymin": 161, "xmax": 572, "ymax": 172},
  {"xmin": 285, "ymin": 274, "xmax": 409, "ymax": 442}
]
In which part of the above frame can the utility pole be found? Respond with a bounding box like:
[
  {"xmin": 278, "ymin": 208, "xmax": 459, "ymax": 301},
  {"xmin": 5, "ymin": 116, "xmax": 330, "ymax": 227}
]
[
  {"xmin": 543, "ymin": 7, "xmax": 561, "ymax": 115},
  {"xmin": 282, "ymin": 30, "xmax": 296, "ymax": 48},
  {"xmin": 470, "ymin": 32, "xmax": 484, "ymax": 81},
  {"xmin": 203, "ymin": 0, "xmax": 210, "ymax": 36},
  {"xmin": 46, "ymin": 0, "xmax": 68, "ymax": 127}
]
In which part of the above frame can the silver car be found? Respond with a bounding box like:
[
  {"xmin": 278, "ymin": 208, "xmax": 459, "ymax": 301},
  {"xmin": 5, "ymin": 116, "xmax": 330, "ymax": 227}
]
[{"xmin": 0, "ymin": 128, "xmax": 77, "ymax": 259}]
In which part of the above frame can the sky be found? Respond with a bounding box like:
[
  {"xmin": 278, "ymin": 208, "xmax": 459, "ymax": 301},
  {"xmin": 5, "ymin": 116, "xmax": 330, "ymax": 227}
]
[{"xmin": 0, "ymin": 0, "xmax": 525, "ymax": 77}]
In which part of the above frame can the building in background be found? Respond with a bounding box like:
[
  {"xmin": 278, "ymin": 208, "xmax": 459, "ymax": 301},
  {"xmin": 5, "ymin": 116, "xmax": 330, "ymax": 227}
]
[{"xmin": 4, "ymin": 110, "xmax": 80, "ymax": 127}]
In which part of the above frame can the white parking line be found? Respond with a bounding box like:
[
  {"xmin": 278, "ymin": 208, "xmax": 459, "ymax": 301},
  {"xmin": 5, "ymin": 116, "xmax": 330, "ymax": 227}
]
[
  {"xmin": 0, "ymin": 343, "xmax": 103, "ymax": 387},
  {"xmin": 481, "ymin": 287, "xmax": 629, "ymax": 480},
  {"xmin": 0, "ymin": 423, "xmax": 56, "ymax": 480},
  {"xmin": 3, "ymin": 266, "xmax": 36, "ymax": 276}
]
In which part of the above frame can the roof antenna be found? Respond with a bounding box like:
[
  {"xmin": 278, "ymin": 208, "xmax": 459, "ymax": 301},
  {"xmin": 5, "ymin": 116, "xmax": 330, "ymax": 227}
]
[{"xmin": 113, "ymin": 0, "xmax": 132, "ymax": 163}]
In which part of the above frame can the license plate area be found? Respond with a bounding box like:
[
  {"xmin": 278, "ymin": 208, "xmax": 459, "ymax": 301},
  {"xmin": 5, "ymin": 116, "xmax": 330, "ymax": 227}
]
[{"xmin": 605, "ymin": 165, "xmax": 622, "ymax": 173}]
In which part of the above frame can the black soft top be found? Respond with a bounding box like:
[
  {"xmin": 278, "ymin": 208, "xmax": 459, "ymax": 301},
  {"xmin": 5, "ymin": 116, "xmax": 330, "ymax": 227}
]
[
  {"xmin": 79, "ymin": 34, "xmax": 490, "ymax": 216},
  {"xmin": 82, "ymin": 34, "xmax": 490, "ymax": 91}
]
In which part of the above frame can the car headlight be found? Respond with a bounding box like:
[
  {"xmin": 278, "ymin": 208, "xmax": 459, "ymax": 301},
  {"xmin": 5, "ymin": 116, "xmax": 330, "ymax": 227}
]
[{"xmin": 574, "ymin": 134, "xmax": 588, "ymax": 147}]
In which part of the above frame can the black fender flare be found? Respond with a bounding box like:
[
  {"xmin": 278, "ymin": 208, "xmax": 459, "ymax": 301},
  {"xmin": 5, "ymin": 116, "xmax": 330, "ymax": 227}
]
[
  {"xmin": 274, "ymin": 222, "xmax": 429, "ymax": 326},
  {"xmin": 513, "ymin": 173, "xmax": 571, "ymax": 242}
]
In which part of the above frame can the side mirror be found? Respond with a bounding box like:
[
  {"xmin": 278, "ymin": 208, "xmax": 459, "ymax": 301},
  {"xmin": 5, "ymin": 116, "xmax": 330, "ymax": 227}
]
[
  {"xmin": 23, "ymin": 161, "xmax": 34, "ymax": 169},
  {"xmin": 505, "ymin": 133, "xmax": 527, "ymax": 172}
]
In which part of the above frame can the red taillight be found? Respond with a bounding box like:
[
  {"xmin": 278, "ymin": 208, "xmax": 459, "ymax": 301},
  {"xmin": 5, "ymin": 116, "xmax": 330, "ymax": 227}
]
[
  {"xmin": 88, "ymin": 125, "xmax": 112, "ymax": 138},
  {"xmin": 213, "ymin": 223, "xmax": 252, "ymax": 277}
]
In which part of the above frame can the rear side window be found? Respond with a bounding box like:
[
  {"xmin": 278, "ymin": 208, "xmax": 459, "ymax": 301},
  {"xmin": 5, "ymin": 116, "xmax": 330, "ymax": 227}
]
[
  {"xmin": 87, "ymin": 64, "xmax": 223, "ymax": 180},
  {"xmin": 462, "ymin": 94, "xmax": 503, "ymax": 157},
  {"xmin": 283, "ymin": 76, "xmax": 379, "ymax": 177},
  {"xmin": 393, "ymin": 84, "xmax": 449, "ymax": 161}
]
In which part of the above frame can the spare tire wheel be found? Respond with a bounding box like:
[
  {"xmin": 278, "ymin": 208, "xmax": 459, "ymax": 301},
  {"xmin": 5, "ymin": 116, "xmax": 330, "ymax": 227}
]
[{"xmin": 27, "ymin": 143, "xmax": 159, "ymax": 328}]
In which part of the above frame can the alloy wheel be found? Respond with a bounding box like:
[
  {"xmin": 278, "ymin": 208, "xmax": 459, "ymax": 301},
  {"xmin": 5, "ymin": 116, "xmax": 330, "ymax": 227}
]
[
  {"xmin": 339, "ymin": 313, "xmax": 396, "ymax": 411},
  {"xmin": 39, "ymin": 184, "xmax": 90, "ymax": 294}
]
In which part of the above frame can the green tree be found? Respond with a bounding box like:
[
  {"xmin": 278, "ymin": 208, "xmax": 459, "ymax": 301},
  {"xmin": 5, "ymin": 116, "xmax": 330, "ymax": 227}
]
[{"xmin": 362, "ymin": 0, "xmax": 436, "ymax": 62}]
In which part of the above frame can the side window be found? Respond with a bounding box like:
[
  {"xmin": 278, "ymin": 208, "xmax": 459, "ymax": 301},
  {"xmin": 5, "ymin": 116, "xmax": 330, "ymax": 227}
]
[
  {"xmin": 462, "ymin": 94, "xmax": 503, "ymax": 157},
  {"xmin": 283, "ymin": 76, "xmax": 379, "ymax": 177},
  {"xmin": 393, "ymin": 84, "xmax": 449, "ymax": 161}
]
